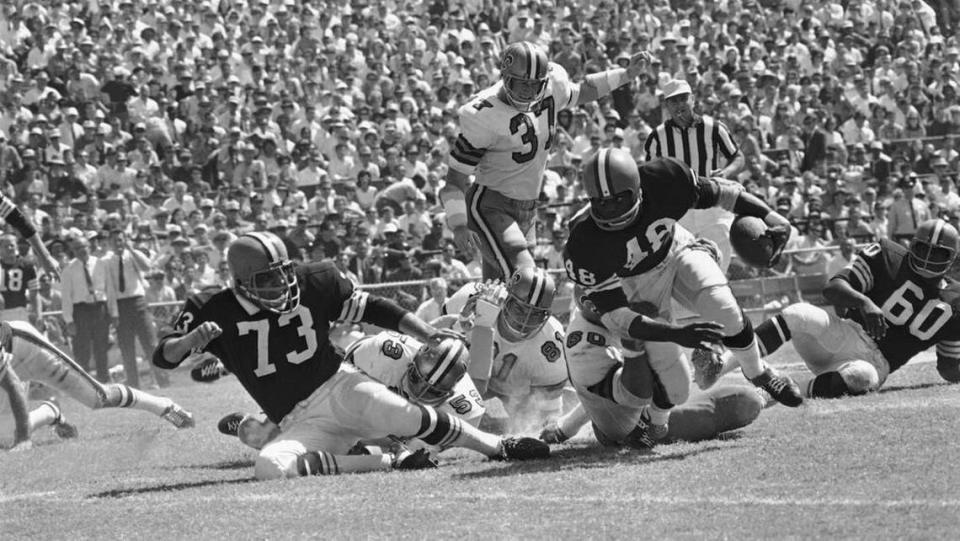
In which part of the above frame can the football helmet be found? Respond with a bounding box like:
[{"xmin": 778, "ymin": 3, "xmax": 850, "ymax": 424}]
[
  {"xmin": 909, "ymin": 219, "xmax": 960, "ymax": 278},
  {"xmin": 498, "ymin": 267, "xmax": 555, "ymax": 341},
  {"xmin": 401, "ymin": 338, "xmax": 469, "ymax": 406},
  {"xmin": 498, "ymin": 41, "xmax": 549, "ymax": 111},
  {"xmin": 227, "ymin": 232, "xmax": 300, "ymax": 313},
  {"xmin": 581, "ymin": 148, "xmax": 643, "ymax": 231}
]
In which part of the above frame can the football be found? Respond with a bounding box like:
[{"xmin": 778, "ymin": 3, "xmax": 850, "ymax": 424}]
[{"xmin": 730, "ymin": 215, "xmax": 774, "ymax": 268}]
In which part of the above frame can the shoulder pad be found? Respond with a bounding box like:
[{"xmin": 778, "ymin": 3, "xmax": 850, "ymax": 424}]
[
  {"xmin": 547, "ymin": 62, "xmax": 570, "ymax": 85},
  {"xmin": 878, "ymin": 238, "xmax": 908, "ymax": 274}
]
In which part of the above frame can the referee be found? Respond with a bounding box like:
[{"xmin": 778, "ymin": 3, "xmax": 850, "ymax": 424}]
[{"xmin": 643, "ymin": 79, "xmax": 744, "ymax": 271}]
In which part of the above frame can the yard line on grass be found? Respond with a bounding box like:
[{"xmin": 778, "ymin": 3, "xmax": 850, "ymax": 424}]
[
  {"xmin": 9, "ymin": 490, "xmax": 960, "ymax": 510},
  {"xmin": 808, "ymin": 393, "xmax": 960, "ymax": 415}
]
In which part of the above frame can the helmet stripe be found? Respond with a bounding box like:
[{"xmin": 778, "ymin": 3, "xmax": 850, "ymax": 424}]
[
  {"xmin": 595, "ymin": 148, "xmax": 611, "ymax": 197},
  {"xmin": 529, "ymin": 272, "xmax": 544, "ymax": 306},
  {"xmin": 523, "ymin": 42, "xmax": 535, "ymax": 79},
  {"xmin": 425, "ymin": 341, "xmax": 463, "ymax": 385},
  {"xmin": 245, "ymin": 232, "xmax": 281, "ymax": 263},
  {"xmin": 931, "ymin": 219, "xmax": 944, "ymax": 245}
]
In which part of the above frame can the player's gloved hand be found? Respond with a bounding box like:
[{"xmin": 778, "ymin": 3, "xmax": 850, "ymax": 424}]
[
  {"xmin": 452, "ymin": 226, "xmax": 477, "ymax": 257},
  {"xmin": 188, "ymin": 321, "xmax": 222, "ymax": 350},
  {"xmin": 539, "ymin": 420, "xmax": 570, "ymax": 444},
  {"xmin": 762, "ymin": 225, "xmax": 791, "ymax": 267},
  {"xmin": 625, "ymin": 50, "xmax": 654, "ymax": 78},
  {"xmin": 859, "ymin": 300, "xmax": 888, "ymax": 341},
  {"xmin": 666, "ymin": 321, "xmax": 725, "ymax": 349}
]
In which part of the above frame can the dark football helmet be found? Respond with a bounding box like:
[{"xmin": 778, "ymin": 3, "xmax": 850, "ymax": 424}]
[
  {"xmin": 227, "ymin": 232, "xmax": 300, "ymax": 313},
  {"xmin": 909, "ymin": 219, "xmax": 960, "ymax": 278},
  {"xmin": 581, "ymin": 148, "xmax": 643, "ymax": 231}
]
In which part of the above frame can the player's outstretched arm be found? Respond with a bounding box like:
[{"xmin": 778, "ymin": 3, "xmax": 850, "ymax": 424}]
[
  {"xmin": 0, "ymin": 366, "xmax": 31, "ymax": 449},
  {"xmin": 600, "ymin": 306, "xmax": 725, "ymax": 349},
  {"xmin": 823, "ymin": 277, "xmax": 887, "ymax": 341},
  {"xmin": 440, "ymin": 168, "xmax": 476, "ymax": 256},
  {"xmin": 576, "ymin": 51, "xmax": 651, "ymax": 104},
  {"xmin": 155, "ymin": 322, "xmax": 222, "ymax": 369}
]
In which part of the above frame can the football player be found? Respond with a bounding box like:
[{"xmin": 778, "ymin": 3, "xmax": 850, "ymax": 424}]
[
  {"xmin": 212, "ymin": 332, "xmax": 484, "ymax": 453},
  {"xmin": 747, "ymin": 219, "xmax": 960, "ymax": 397},
  {"xmin": 153, "ymin": 232, "xmax": 549, "ymax": 481},
  {"xmin": 0, "ymin": 319, "xmax": 192, "ymax": 447},
  {"xmin": 540, "ymin": 300, "xmax": 764, "ymax": 447},
  {"xmin": 442, "ymin": 41, "xmax": 651, "ymax": 282},
  {"xmin": 0, "ymin": 192, "xmax": 60, "ymax": 278},
  {"xmin": 562, "ymin": 149, "xmax": 803, "ymax": 442},
  {"xmin": 0, "ymin": 234, "xmax": 40, "ymax": 323},
  {"xmin": 446, "ymin": 268, "xmax": 569, "ymax": 431}
]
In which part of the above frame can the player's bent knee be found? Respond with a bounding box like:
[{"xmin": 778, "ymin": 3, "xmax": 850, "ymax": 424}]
[
  {"xmin": 838, "ymin": 360, "xmax": 881, "ymax": 395},
  {"xmin": 696, "ymin": 286, "xmax": 744, "ymax": 334},
  {"xmin": 722, "ymin": 315, "xmax": 754, "ymax": 349},
  {"xmin": 254, "ymin": 452, "xmax": 298, "ymax": 481},
  {"xmin": 779, "ymin": 303, "xmax": 824, "ymax": 335}
]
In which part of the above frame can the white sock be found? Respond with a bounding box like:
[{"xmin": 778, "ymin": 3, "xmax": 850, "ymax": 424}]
[{"xmin": 28, "ymin": 402, "xmax": 59, "ymax": 432}]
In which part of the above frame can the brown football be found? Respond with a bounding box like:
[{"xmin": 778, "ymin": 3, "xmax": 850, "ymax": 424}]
[{"xmin": 730, "ymin": 216, "xmax": 774, "ymax": 268}]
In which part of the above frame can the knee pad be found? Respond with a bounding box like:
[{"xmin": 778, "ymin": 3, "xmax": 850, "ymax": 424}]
[{"xmin": 837, "ymin": 360, "xmax": 881, "ymax": 395}]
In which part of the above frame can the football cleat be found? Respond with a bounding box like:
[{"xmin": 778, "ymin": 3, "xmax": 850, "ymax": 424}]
[
  {"xmin": 623, "ymin": 411, "xmax": 668, "ymax": 450},
  {"xmin": 161, "ymin": 404, "xmax": 196, "ymax": 429},
  {"xmin": 217, "ymin": 412, "xmax": 245, "ymax": 437},
  {"xmin": 691, "ymin": 348, "xmax": 725, "ymax": 390},
  {"xmin": 538, "ymin": 421, "xmax": 569, "ymax": 444},
  {"xmin": 43, "ymin": 399, "xmax": 79, "ymax": 439},
  {"xmin": 393, "ymin": 448, "xmax": 439, "ymax": 470},
  {"xmin": 749, "ymin": 367, "xmax": 803, "ymax": 407},
  {"xmin": 493, "ymin": 436, "xmax": 551, "ymax": 460}
]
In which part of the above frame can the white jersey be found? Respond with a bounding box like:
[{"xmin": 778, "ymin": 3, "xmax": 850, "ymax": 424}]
[
  {"xmin": 443, "ymin": 282, "xmax": 568, "ymax": 399},
  {"xmin": 490, "ymin": 316, "xmax": 568, "ymax": 398},
  {"xmin": 344, "ymin": 331, "xmax": 485, "ymax": 425},
  {"xmin": 450, "ymin": 62, "xmax": 579, "ymax": 201}
]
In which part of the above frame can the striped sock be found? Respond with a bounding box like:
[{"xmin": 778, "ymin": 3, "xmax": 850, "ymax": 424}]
[
  {"xmin": 755, "ymin": 315, "xmax": 792, "ymax": 357},
  {"xmin": 415, "ymin": 405, "xmax": 500, "ymax": 456},
  {"xmin": 296, "ymin": 451, "xmax": 391, "ymax": 476},
  {"xmin": 104, "ymin": 383, "xmax": 173, "ymax": 416}
]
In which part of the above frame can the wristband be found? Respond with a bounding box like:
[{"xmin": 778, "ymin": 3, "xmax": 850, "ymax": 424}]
[{"xmin": 442, "ymin": 193, "xmax": 468, "ymax": 229}]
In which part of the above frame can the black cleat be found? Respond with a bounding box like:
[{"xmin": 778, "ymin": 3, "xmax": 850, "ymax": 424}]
[
  {"xmin": 622, "ymin": 411, "xmax": 667, "ymax": 451},
  {"xmin": 217, "ymin": 412, "xmax": 245, "ymax": 437},
  {"xmin": 750, "ymin": 368, "xmax": 803, "ymax": 407},
  {"xmin": 393, "ymin": 448, "xmax": 439, "ymax": 470},
  {"xmin": 494, "ymin": 436, "xmax": 551, "ymax": 460}
]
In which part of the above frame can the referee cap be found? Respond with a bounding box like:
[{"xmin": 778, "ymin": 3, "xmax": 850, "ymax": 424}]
[{"xmin": 663, "ymin": 79, "xmax": 692, "ymax": 99}]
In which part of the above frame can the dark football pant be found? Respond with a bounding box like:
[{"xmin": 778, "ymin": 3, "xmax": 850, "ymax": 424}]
[{"xmin": 466, "ymin": 184, "xmax": 537, "ymax": 281}]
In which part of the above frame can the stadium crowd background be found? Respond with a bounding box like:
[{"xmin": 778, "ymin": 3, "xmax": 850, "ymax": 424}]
[{"xmin": 0, "ymin": 0, "xmax": 958, "ymax": 337}]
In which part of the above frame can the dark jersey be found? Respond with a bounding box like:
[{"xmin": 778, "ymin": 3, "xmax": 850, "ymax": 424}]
[
  {"xmin": 563, "ymin": 157, "xmax": 721, "ymax": 312},
  {"xmin": 0, "ymin": 258, "xmax": 37, "ymax": 309},
  {"xmin": 158, "ymin": 261, "xmax": 359, "ymax": 423},
  {"xmin": 834, "ymin": 239, "xmax": 960, "ymax": 372}
]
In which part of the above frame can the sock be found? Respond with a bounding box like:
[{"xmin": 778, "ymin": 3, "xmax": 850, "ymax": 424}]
[
  {"xmin": 28, "ymin": 402, "xmax": 59, "ymax": 433},
  {"xmin": 103, "ymin": 383, "xmax": 173, "ymax": 416},
  {"xmin": 755, "ymin": 315, "xmax": 792, "ymax": 357},
  {"xmin": 723, "ymin": 318, "xmax": 765, "ymax": 379},
  {"xmin": 296, "ymin": 451, "xmax": 392, "ymax": 476},
  {"xmin": 557, "ymin": 404, "xmax": 590, "ymax": 439},
  {"xmin": 645, "ymin": 404, "xmax": 671, "ymax": 426},
  {"xmin": 415, "ymin": 405, "xmax": 501, "ymax": 457}
]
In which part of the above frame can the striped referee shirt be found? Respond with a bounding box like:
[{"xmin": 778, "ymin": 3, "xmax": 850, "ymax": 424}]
[{"xmin": 643, "ymin": 115, "xmax": 739, "ymax": 177}]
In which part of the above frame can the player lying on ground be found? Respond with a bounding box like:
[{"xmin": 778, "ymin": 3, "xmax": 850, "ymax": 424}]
[
  {"xmin": 0, "ymin": 350, "xmax": 78, "ymax": 450},
  {"xmin": 154, "ymin": 232, "xmax": 549, "ymax": 481},
  {"xmin": 0, "ymin": 319, "xmax": 193, "ymax": 447},
  {"xmin": 203, "ymin": 332, "xmax": 484, "ymax": 457},
  {"xmin": 440, "ymin": 269, "xmax": 570, "ymax": 431},
  {"xmin": 550, "ymin": 297, "xmax": 763, "ymax": 448},
  {"xmin": 442, "ymin": 41, "xmax": 651, "ymax": 281},
  {"xmin": 562, "ymin": 149, "xmax": 802, "ymax": 443},
  {"xmin": 702, "ymin": 219, "xmax": 960, "ymax": 398}
]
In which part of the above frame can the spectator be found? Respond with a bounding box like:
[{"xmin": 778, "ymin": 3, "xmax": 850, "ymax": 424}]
[{"xmin": 60, "ymin": 234, "xmax": 110, "ymax": 382}]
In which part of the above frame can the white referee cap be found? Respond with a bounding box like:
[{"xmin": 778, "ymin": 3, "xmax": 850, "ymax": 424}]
[{"xmin": 663, "ymin": 79, "xmax": 692, "ymax": 99}]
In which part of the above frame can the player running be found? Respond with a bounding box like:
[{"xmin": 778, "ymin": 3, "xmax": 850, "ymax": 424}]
[
  {"xmin": 212, "ymin": 331, "xmax": 484, "ymax": 456},
  {"xmin": 562, "ymin": 149, "xmax": 803, "ymax": 442},
  {"xmin": 442, "ymin": 41, "xmax": 650, "ymax": 281},
  {"xmin": 746, "ymin": 219, "xmax": 960, "ymax": 397},
  {"xmin": 153, "ymin": 232, "xmax": 548, "ymax": 480},
  {"xmin": 0, "ymin": 319, "xmax": 193, "ymax": 448},
  {"xmin": 539, "ymin": 299, "xmax": 764, "ymax": 448}
]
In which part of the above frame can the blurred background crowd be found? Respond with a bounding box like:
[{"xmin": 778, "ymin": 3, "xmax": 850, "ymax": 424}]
[{"xmin": 0, "ymin": 0, "xmax": 958, "ymax": 322}]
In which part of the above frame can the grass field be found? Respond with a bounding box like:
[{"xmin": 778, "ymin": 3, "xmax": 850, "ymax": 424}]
[{"xmin": 3, "ymin": 345, "xmax": 960, "ymax": 540}]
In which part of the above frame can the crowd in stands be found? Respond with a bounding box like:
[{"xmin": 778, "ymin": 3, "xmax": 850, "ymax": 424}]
[{"xmin": 0, "ymin": 0, "xmax": 959, "ymax": 312}]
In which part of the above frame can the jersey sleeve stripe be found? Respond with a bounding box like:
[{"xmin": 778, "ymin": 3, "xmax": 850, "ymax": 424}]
[
  {"xmin": 27, "ymin": 278, "xmax": 39, "ymax": 290},
  {"xmin": 0, "ymin": 197, "xmax": 15, "ymax": 219},
  {"xmin": 937, "ymin": 343, "xmax": 960, "ymax": 357},
  {"xmin": 338, "ymin": 290, "xmax": 370, "ymax": 322},
  {"xmin": 853, "ymin": 258, "xmax": 874, "ymax": 290},
  {"xmin": 454, "ymin": 135, "xmax": 484, "ymax": 157},
  {"xmin": 844, "ymin": 262, "xmax": 868, "ymax": 291}
]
